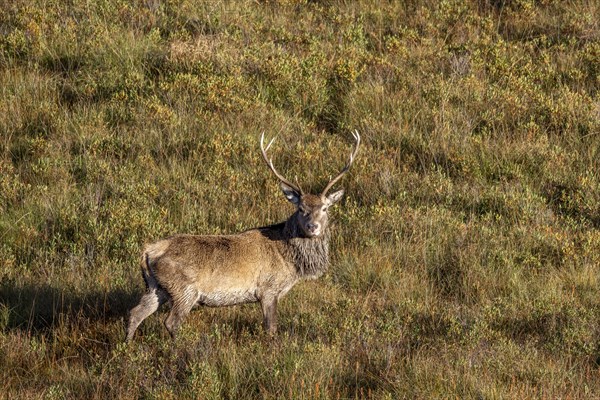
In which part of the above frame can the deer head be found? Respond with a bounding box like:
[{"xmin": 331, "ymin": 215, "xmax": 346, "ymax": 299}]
[{"xmin": 260, "ymin": 131, "xmax": 361, "ymax": 238}]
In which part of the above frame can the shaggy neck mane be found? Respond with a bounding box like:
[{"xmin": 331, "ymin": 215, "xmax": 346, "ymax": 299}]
[{"xmin": 282, "ymin": 212, "xmax": 330, "ymax": 278}]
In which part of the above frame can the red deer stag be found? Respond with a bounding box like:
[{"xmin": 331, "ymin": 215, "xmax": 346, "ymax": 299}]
[{"xmin": 126, "ymin": 131, "xmax": 360, "ymax": 340}]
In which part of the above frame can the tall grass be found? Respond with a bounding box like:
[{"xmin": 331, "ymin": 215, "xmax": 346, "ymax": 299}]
[{"xmin": 1, "ymin": 0, "xmax": 599, "ymax": 398}]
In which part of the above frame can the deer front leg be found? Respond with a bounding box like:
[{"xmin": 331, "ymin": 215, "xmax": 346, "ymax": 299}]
[{"xmin": 260, "ymin": 296, "xmax": 278, "ymax": 335}]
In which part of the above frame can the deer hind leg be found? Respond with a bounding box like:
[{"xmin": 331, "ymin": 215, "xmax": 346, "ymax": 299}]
[
  {"xmin": 164, "ymin": 287, "xmax": 198, "ymax": 339},
  {"xmin": 126, "ymin": 288, "xmax": 167, "ymax": 342}
]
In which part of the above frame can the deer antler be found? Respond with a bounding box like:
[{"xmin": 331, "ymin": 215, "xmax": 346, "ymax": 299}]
[
  {"xmin": 320, "ymin": 130, "xmax": 361, "ymax": 197},
  {"xmin": 260, "ymin": 132, "xmax": 304, "ymax": 195}
]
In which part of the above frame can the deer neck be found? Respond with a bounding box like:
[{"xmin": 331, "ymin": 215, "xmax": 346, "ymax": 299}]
[{"xmin": 282, "ymin": 213, "xmax": 330, "ymax": 279}]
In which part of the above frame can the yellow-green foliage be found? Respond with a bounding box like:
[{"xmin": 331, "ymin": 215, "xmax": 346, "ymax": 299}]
[{"xmin": 1, "ymin": 0, "xmax": 599, "ymax": 398}]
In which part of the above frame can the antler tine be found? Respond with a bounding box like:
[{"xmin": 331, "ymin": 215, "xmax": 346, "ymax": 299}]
[
  {"xmin": 321, "ymin": 130, "xmax": 361, "ymax": 197},
  {"xmin": 260, "ymin": 132, "xmax": 303, "ymax": 194},
  {"xmin": 294, "ymin": 175, "xmax": 305, "ymax": 196}
]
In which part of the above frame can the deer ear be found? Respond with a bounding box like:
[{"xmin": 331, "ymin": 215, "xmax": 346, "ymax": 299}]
[
  {"xmin": 326, "ymin": 189, "xmax": 344, "ymax": 205},
  {"xmin": 280, "ymin": 182, "xmax": 301, "ymax": 205}
]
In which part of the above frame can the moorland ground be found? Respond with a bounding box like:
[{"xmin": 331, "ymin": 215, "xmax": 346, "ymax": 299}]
[{"xmin": 1, "ymin": 0, "xmax": 599, "ymax": 398}]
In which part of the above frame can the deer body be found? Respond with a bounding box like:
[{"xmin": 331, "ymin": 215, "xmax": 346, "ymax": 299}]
[{"xmin": 126, "ymin": 132, "xmax": 359, "ymax": 341}]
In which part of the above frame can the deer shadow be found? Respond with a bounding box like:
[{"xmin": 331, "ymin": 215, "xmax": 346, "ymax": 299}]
[{"xmin": 0, "ymin": 280, "xmax": 140, "ymax": 337}]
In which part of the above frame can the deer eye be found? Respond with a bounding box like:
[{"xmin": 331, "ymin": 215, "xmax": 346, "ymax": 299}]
[{"xmin": 299, "ymin": 206, "xmax": 309, "ymax": 215}]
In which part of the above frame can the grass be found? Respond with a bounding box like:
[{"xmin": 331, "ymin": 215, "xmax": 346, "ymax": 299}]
[{"xmin": 1, "ymin": 0, "xmax": 599, "ymax": 398}]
